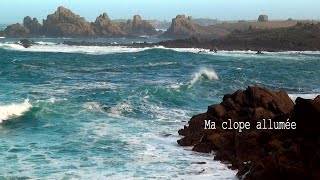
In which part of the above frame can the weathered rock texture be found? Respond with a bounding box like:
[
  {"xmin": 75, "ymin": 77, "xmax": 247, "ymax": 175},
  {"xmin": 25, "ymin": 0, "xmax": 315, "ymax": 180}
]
[
  {"xmin": 4, "ymin": 23, "xmax": 30, "ymax": 37},
  {"xmin": 23, "ymin": 16, "xmax": 42, "ymax": 34},
  {"xmin": 42, "ymin": 6, "xmax": 95, "ymax": 37},
  {"xmin": 178, "ymin": 86, "xmax": 320, "ymax": 180}
]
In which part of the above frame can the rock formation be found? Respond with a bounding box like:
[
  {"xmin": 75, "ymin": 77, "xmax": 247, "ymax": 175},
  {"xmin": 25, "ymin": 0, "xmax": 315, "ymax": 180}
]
[
  {"xmin": 163, "ymin": 15, "xmax": 199, "ymax": 39},
  {"xmin": 258, "ymin": 15, "xmax": 269, "ymax": 22},
  {"xmin": 4, "ymin": 23, "xmax": 30, "ymax": 37},
  {"xmin": 42, "ymin": 6, "xmax": 95, "ymax": 37},
  {"xmin": 163, "ymin": 15, "xmax": 229, "ymax": 39},
  {"xmin": 119, "ymin": 15, "xmax": 158, "ymax": 37},
  {"xmin": 23, "ymin": 16, "xmax": 42, "ymax": 34},
  {"xmin": 178, "ymin": 86, "xmax": 320, "ymax": 180},
  {"xmin": 92, "ymin": 13, "xmax": 126, "ymax": 37}
]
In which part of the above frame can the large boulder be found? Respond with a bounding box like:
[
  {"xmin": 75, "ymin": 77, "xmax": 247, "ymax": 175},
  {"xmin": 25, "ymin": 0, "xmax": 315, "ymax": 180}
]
[
  {"xmin": 23, "ymin": 16, "xmax": 42, "ymax": 34},
  {"xmin": 178, "ymin": 86, "xmax": 320, "ymax": 180},
  {"xmin": 258, "ymin": 15, "xmax": 269, "ymax": 22},
  {"xmin": 42, "ymin": 6, "xmax": 95, "ymax": 37}
]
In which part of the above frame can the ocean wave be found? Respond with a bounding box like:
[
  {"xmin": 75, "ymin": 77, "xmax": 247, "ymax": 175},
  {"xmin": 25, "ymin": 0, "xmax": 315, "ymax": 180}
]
[
  {"xmin": 188, "ymin": 68, "xmax": 218, "ymax": 88},
  {"xmin": 0, "ymin": 42, "xmax": 151, "ymax": 55},
  {"xmin": 0, "ymin": 99, "xmax": 32, "ymax": 123},
  {"xmin": 83, "ymin": 102, "xmax": 108, "ymax": 113},
  {"xmin": 0, "ymin": 37, "xmax": 5, "ymax": 39},
  {"xmin": 289, "ymin": 93, "xmax": 319, "ymax": 101}
]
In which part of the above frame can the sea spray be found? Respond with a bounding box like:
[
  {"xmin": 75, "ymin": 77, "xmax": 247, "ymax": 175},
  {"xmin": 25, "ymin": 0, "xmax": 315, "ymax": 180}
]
[
  {"xmin": 188, "ymin": 68, "xmax": 219, "ymax": 88},
  {"xmin": 0, "ymin": 99, "xmax": 32, "ymax": 123}
]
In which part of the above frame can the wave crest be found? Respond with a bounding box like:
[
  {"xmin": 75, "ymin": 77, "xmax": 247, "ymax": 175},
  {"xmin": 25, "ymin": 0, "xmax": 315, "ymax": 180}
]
[
  {"xmin": 189, "ymin": 68, "xmax": 219, "ymax": 88},
  {"xmin": 0, "ymin": 99, "xmax": 32, "ymax": 123}
]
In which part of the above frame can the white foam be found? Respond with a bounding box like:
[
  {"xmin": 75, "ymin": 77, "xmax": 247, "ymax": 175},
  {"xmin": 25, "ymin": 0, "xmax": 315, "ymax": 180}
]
[
  {"xmin": 0, "ymin": 37, "xmax": 5, "ymax": 39},
  {"xmin": 289, "ymin": 93, "xmax": 319, "ymax": 101},
  {"xmin": 0, "ymin": 42, "xmax": 151, "ymax": 55},
  {"xmin": 189, "ymin": 68, "xmax": 219, "ymax": 88},
  {"xmin": 0, "ymin": 99, "xmax": 32, "ymax": 123},
  {"xmin": 83, "ymin": 102, "xmax": 107, "ymax": 113}
]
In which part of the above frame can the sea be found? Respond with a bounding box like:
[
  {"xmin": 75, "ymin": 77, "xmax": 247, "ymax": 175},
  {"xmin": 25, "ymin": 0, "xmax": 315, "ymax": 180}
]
[{"xmin": 0, "ymin": 37, "xmax": 319, "ymax": 179}]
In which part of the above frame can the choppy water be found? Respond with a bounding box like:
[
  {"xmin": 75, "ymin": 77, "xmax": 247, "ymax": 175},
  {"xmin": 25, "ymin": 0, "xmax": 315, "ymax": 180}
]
[{"xmin": 0, "ymin": 38, "xmax": 319, "ymax": 179}]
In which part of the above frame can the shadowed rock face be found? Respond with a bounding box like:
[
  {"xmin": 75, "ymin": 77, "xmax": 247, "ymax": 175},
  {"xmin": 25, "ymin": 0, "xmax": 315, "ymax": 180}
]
[
  {"xmin": 177, "ymin": 86, "xmax": 320, "ymax": 180},
  {"xmin": 42, "ymin": 6, "xmax": 96, "ymax": 37},
  {"xmin": 23, "ymin": 16, "xmax": 42, "ymax": 34}
]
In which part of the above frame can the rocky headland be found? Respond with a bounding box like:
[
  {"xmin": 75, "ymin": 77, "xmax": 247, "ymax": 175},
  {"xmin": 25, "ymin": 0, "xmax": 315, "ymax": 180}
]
[
  {"xmin": 1, "ymin": 6, "xmax": 159, "ymax": 38},
  {"xmin": 178, "ymin": 86, "xmax": 320, "ymax": 180},
  {"xmin": 159, "ymin": 22, "xmax": 320, "ymax": 51}
]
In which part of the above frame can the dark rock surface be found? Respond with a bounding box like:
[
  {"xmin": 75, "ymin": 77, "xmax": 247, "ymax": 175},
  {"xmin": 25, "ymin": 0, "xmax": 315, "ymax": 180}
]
[
  {"xmin": 23, "ymin": 16, "xmax": 42, "ymax": 34},
  {"xmin": 177, "ymin": 86, "xmax": 320, "ymax": 180},
  {"xmin": 258, "ymin": 15, "xmax": 269, "ymax": 22},
  {"xmin": 159, "ymin": 23, "xmax": 320, "ymax": 51},
  {"xmin": 119, "ymin": 15, "xmax": 158, "ymax": 37},
  {"xmin": 92, "ymin": 13, "xmax": 126, "ymax": 37}
]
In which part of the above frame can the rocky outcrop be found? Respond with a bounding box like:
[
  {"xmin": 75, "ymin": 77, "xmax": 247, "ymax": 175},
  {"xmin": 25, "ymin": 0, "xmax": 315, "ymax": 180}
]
[
  {"xmin": 258, "ymin": 15, "xmax": 269, "ymax": 22},
  {"xmin": 163, "ymin": 15, "xmax": 229, "ymax": 39},
  {"xmin": 119, "ymin": 15, "xmax": 158, "ymax": 37},
  {"xmin": 92, "ymin": 13, "xmax": 126, "ymax": 37},
  {"xmin": 23, "ymin": 16, "xmax": 42, "ymax": 34},
  {"xmin": 178, "ymin": 86, "xmax": 320, "ymax": 180},
  {"xmin": 42, "ymin": 6, "xmax": 95, "ymax": 37},
  {"xmin": 4, "ymin": 23, "xmax": 30, "ymax": 37},
  {"xmin": 163, "ymin": 15, "xmax": 199, "ymax": 39}
]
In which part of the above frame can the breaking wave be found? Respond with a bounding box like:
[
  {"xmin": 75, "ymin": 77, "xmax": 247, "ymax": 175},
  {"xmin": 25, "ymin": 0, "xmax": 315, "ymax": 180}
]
[
  {"xmin": 188, "ymin": 68, "xmax": 219, "ymax": 88},
  {"xmin": 0, "ymin": 99, "xmax": 32, "ymax": 123}
]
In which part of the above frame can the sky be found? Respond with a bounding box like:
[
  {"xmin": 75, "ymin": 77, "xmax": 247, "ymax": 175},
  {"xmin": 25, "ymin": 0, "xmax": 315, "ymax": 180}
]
[{"xmin": 0, "ymin": 0, "xmax": 319, "ymax": 24}]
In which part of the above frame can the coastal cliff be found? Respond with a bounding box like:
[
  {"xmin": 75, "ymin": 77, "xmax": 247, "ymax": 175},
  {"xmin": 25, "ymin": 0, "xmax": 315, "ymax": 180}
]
[
  {"xmin": 3, "ymin": 6, "xmax": 158, "ymax": 38},
  {"xmin": 178, "ymin": 86, "xmax": 320, "ymax": 180}
]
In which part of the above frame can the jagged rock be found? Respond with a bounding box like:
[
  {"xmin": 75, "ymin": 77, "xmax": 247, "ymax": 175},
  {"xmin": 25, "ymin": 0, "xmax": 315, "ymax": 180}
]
[
  {"xmin": 4, "ymin": 23, "xmax": 30, "ymax": 37},
  {"xmin": 19, "ymin": 39, "xmax": 35, "ymax": 48},
  {"xmin": 42, "ymin": 6, "xmax": 95, "ymax": 37},
  {"xmin": 258, "ymin": 15, "xmax": 269, "ymax": 22},
  {"xmin": 92, "ymin": 13, "xmax": 126, "ymax": 37},
  {"xmin": 119, "ymin": 15, "xmax": 158, "ymax": 37},
  {"xmin": 177, "ymin": 86, "xmax": 320, "ymax": 180},
  {"xmin": 23, "ymin": 16, "xmax": 42, "ymax": 34}
]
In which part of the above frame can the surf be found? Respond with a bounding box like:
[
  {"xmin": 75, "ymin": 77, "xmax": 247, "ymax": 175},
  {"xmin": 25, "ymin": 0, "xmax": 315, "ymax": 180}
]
[
  {"xmin": 188, "ymin": 68, "xmax": 219, "ymax": 88},
  {"xmin": 0, "ymin": 99, "xmax": 32, "ymax": 123}
]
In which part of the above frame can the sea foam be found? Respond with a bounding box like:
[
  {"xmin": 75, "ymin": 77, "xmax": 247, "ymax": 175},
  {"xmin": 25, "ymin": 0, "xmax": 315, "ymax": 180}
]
[{"xmin": 0, "ymin": 99, "xmax": 32, "ymax": 123}]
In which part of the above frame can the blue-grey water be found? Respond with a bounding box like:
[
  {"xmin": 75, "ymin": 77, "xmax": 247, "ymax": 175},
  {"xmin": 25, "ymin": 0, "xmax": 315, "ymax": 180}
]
[{"xmin": 0, "ymin": 38, "xmax": 319, "ymax": 179}]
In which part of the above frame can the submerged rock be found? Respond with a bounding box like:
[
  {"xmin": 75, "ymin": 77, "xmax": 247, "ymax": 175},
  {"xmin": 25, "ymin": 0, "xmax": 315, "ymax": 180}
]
[{"xmin": 178, "ymin": 86, "xmax": 320, "ymax": 180}]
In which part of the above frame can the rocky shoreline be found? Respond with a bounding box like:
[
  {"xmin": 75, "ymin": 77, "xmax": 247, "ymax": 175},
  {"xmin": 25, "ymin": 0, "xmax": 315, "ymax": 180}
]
[
  {"xmin": 16, "ymin": 22, "xmax": 320, "ymax": 52},
  {"xmin": 177, "ymin": 86, "xmax": 320, "ymax": 180}
]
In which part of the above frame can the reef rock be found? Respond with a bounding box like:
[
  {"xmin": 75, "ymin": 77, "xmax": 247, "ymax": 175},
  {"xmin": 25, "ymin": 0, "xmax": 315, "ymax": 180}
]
[
  {"xmin": 42, "ymin": 6, "xmax": 95, "ymax": 37},
  {"xmin": 178, "ymin": 86, "xmax": 320, "ymax": 180},
  {"xmin": 23, "ymin": 16, "xmax": 42, "ymax": 34}
]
